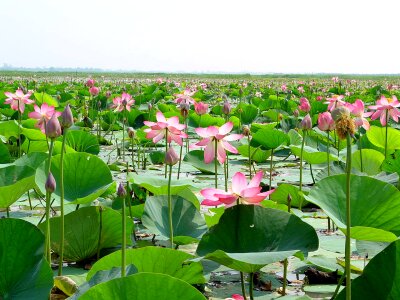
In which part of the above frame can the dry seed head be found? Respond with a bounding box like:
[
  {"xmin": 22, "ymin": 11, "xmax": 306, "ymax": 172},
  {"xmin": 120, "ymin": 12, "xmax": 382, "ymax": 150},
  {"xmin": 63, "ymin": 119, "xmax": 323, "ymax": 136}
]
[{"xmin": 331, "ymin": 107, "xmax": 355, "ymax": 140}]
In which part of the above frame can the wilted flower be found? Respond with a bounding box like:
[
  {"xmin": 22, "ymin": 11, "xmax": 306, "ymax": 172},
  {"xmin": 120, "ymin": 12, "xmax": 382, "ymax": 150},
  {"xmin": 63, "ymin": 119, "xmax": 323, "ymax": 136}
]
[{"xmin": 332, "ymin": 106, "xmax": 355, "ymax": 140}]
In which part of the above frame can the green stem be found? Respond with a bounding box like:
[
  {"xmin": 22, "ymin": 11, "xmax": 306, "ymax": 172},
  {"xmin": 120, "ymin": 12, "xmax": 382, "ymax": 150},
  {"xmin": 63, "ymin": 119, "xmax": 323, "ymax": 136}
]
[
  {"xmin": 167, "ymin": 164, "xmax": 174, "ymax": 248},
  {"xmin": 249, "ymin": 272, "xmax": 254, "ymax": 300},
  {"xmin": 44, "ymin": 139, "xmax": 55, "ymax": 263},
  {"xmin": 331, "ymin": 272, "xmax": 346, "ymax": 300},
  {"xmin": 17, "ymin": 102, "xmax": 22, "ymax": 158},
  {"xmin": 6, "ymin": 206, "xmax": 10, "ymax": 218},
  {"xmin": 248, "ymin": 135, "xmax": 252, "ymax": 178},
  {"xmin": 240, "ymin": 272, "xmax": 247, "ymax": 299},
  {"xmin": 131, "ymin": 138, "xmax": 136, "ymax": 172},
  {"xmin": 282, "ymin": 259, "xmax": 288, "ymax": 295},
  {"xmin": 345, "ymin": 133, "xmax": 352, "ymax": 300},
  {"xmin": 385, "ymin": 110, "xmax": 389, "ymax": 158},
  {"xmin": 165, "ymin": 131, "xmax": 168, "ymax": 178},
  {"xmin": 121, "ymin": 190, "xmax": 126, "ymax": 277},
  {"xmin": 214, "ymin": 139, "xmax": 218, "ymax": 189},
  {"xmin": 177, "ymin": 144, "xmax": 183, "ymax": 180},
  {"xmin": 358, "ymin": 130, "xmax": 363, "ymax": 173},
  {"xmin": 58, "ymin": 129, "xmax": 68, "ymax": 276},
  {"xmin": 310, "ymin": 164, "xmax": 315, "ymax": 184},
  {"xmin": 122, "ymin": 111, "xmax": 126, "ymax": 162},
  {"xmin": 327, "ymin": 131, "xmax": 331, "ymax": 176},
  {"xmin": 27, "ymin": 190, "xmax": 33, "ymax": 210},
  {"xmin": 269, "ymin": 149, "xmax": 274, "ymax": 195},
  {"xmin": 97, "ymin": 206, "xmax": 103, "ymax": 260},
  {"xmin": 299, "ymin": 131, "xmax": 306, "ymax": 210}
]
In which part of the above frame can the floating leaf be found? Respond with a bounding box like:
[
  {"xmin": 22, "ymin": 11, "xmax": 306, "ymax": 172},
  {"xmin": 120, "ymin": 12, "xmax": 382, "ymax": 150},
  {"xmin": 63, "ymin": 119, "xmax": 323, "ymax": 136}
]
[
  {"xmin": 251, "ymin": 128, "xmax": 288, "ymax": 150},
  {"xmin": 78, "ymin": 273, "xmax": 206, "ymax": 300},
  {"xmin": 0, "ymin": 218, "xmax": 53, "ymax": 299},
  {"xmin": 142, "ymin": 196, "xmax": 207, "ymax": 245},
  {"xmin": 196, "ymin": 205, "xmax": 319, "ymax": 273},
  {"xmin": 305, "ymin": 174, "xmax": 400, "ymax": 242}
]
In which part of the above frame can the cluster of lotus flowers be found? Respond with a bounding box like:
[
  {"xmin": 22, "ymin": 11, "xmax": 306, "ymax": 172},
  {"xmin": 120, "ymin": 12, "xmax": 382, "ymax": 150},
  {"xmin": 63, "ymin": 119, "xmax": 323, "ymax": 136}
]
[{"xmin": 4, "ymin": 78, "xmax": 400, "ymax": 209}]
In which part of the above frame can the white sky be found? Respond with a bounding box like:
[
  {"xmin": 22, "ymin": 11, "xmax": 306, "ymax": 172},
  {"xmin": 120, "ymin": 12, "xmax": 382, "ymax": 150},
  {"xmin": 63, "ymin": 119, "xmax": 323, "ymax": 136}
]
[{"xmin": 1, "ymin": 0, "xmax": 399, "ymax": 74}]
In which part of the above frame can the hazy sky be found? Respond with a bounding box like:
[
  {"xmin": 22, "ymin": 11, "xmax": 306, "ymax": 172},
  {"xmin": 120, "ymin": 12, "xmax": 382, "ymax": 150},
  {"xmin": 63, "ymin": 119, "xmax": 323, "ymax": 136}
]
[{"xmin": 1, "ymin": 0, "xmax": 399, "ymax": 74}]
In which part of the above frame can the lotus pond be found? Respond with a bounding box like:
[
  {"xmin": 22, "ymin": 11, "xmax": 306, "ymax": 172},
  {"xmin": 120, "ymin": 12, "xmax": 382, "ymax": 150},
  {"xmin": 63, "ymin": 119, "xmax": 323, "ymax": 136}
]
[{"xmin": 1, "ymin": 74, "xmax": 400, "ymax": 300}]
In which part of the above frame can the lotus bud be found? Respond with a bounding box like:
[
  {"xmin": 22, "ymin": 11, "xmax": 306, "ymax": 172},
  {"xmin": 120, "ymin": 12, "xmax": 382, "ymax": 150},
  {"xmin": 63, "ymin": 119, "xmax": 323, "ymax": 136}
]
[
  {"xmin": 45, "ymin": 172, "xmax": 56, "ymax": 193},
  {"xmin": 148, "ymin": 103, "xmax": 153, "ymax": 111},
  {"xmin": 293, "ymin": 109, "xmax": 299, "ymax": 117},
  {"xmin": 194, "ymin": 101, "xmax": 208, "ymax": 115},
  {"xmin": 242, "ymin": 125, "xmax": 250, "ymax": 137},
  {"xmin": 223, "ymin": 100, "xmax": 231, "ymax": 115},
  {"xmin": 106, "ymin": 90, "xmax": 112, "ymax": 98},
  {"xmin": 165, "ymin": 147, "xmax": 179, "ymax": 166},
  {"xmin": 46, "ymin": 114, "xmax": 62, "ymax": 139},
  {"xmin": 117, "ymin": 182, "xmax": 127, "ymax": 198},
  {"xmin": 127, "ymin": 127, "xmax": 136, "ymax": 139},
  {"xmin": 60, "ymin": 104, "xmax": 74, "ymax": 129},
  {"xmin": 300, "ymin": 114, "xmax": 312, "ymax": 130},
  {"xmin": 97, "ymin": 101, "xmax": 102, "ymax": 109}
]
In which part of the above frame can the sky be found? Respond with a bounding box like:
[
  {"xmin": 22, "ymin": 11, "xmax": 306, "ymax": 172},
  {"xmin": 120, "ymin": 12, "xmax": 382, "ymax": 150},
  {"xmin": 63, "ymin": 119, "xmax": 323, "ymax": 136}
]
[{"xmin": 1, "ymin": 0, "xmax": 399, "ymax": 74}]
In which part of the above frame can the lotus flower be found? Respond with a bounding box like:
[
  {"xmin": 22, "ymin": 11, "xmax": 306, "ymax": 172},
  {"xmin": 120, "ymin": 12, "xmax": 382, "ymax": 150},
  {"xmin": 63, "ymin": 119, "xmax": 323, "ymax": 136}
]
[
  {"xmin": 89, "ymin": 86, "xmax": 99, "ymax": 96},
  {"xmin": 174, "ymin": 89, "xmax": 195, "ymax": 105},
  {"xmin": 200, "ymin": 171, "xmax": 274, "ymax": 207},
  {"xmin": 300, "ymin": 114, "xmax": 312, "ymax": 130},
  {"xmin": 144, "ymin": 111, "xmax": 187, "ymax": 146},
  {"xmin": 298, "ymin": 86, "xmax": 305, "ymax": 94},
  {"xmin": 325, "ymin": 95, "xmax": 345, "ymax": 111},
  {"xmin": 110, "ymin": 93, "xmax": 135, "ymax": 112},
  {"xmin": 86, "ymin": 78, "xmax": 95, "ymax": 87},
  {"xmin": 349, "ymin": 99, "xmax": 372, "ymax": 130},
  {"xmin": 192, "ymin": 122, "xmax": 242, "ymax": 164},
  {"xmin": 298, "ymin": 97, "xmax": 311, "ymax": 112},
  {"xmin": 4, "ymin": 89, "xmax": 34, "ymax": 113},
  {"xmin": 369, "ymin": 95, "xmax": 400, "ymax": 126},
  {"xmin": 28, "ymin": 103, "xmax": 61, "ymax": 133}
]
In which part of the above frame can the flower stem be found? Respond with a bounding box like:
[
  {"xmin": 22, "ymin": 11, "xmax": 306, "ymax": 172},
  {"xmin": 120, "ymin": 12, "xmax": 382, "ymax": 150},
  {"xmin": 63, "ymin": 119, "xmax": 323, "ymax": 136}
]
[
  {"xmin": 122, "ymin": 111, "xmax": 126, "ymax": 162},
  {"xmin": 45, "ymin": 139, "xmax": 55, "ymax": 263},
  {"xmin": 345, "ymin": 133, "xmax": 352, "ymax": 300},
  {"xmin": 177, "ymin": 144, "xmax": 183, "ymax": 180},
  {"xmin": 214, "ymin": 139, "xmax": 218, "ymax": 189},
  {"xmin": 96, "ymin": 206, "xmax": 103, "ymax": 260},
  {"xmin": 358, "ymin": 130, "xmax": 363, "ymax": 172},
  {"xmin": 269, "ymin": 148, "xmax": 274, "ymax": 196},
  {"xmin": 327, "ymin": 131, "xmax": 330, "ymax": 176},
  {"xmin": 58, "ymin": 129, "xmax": 68, "ymax": 276},
  {"xmin": 385, "ymin": 110, "xmax": 389, "ymax": 158},
  {"xmin": 282, "ymin": 258, "xmax": 288, "ymax": 295},
  {"xmin": 249, "ymin": 272, "xmax": 254, "ymax": 300},
  {"xmin": 167, "ymin": 164, "xmax": 174, "ymax": 248},
  {"xmin": 248, "ymin": 135, "xmax": 252, "ymax": 179},
  {"xmin": 121, "ymin": 187, "xmax": 126, "ymax": 277},
  {"xmin": 240, "ymin": 272, "xmax": 247, "ymax": 299},
  {"xmin": 17, "ymin": 102, "xmax": 22, "ymax": 158},
  {"xmin": 299, "ymin": 131, "xmax": 306, "ymax": 210},
  {"xmin": 165, "ymin": 131, "xmax": 168, "ymax": 178}
]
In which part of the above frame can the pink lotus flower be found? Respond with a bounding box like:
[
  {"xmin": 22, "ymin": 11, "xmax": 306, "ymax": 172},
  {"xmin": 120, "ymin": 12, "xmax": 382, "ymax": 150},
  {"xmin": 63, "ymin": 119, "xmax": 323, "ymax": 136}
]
[
  {"xmin": 28, "ymin": 103, "xmax": 61, "ymax": 133},
  {"xmin": 298, "ymin": 86, "xmax": 305, "ymax": 94},
  {"xmin": 317, "ymin": 112, "xmax": 335, "ymax": 131},
  {"xmin": 255, "ymin": 91, "xmax": 262, "ymax": 98},
  {"xmin": 200, "ymin": 83, "xmax": 207, "ymax": 90},
  {"xmin": 200, "ymin": 171, "xmax": 274, "ymax": 207},
  {"xmin": 89, "ymin": 86, "xmax": 99, "ymax": 96},
  {"xmin": 192, "ymin": 122, "xmax": 242, "ymax": 164},
  {"xmin": 300, "ymin": 114, "xmax": 312, "ymax": 130},
  {"xmin": 144, "ymin": 111, "xmax": 187, "ymax": 146},
  {"xmin": 349, "ymin": 99, "xmax": 372, "ymax": 130},
  {"xmin": 86, "ymin": 78, "xmax": 95, "ymax": 87},
  {"xmin": 156, "ymin": 78, "xmax": 164, "ymax": 84},
  {"xmin": 369, "ymin": 95, "xmax": 400, "ymax": 126},
  {"xmin": 174, "ymin": 89, "xmax": 195, "ymax": 105},
  {"xmin": 298, "ymin": 97, "xmax": 311, "ymax": 113},
  {"xmin": 194, "ymin": 101, "xmax": 208, "ymax": 115},
  {"xmin": 4, "ymin": 89, "xmax": 34, "ymax": 113},
  {"xmin": 316, "ymin": 96, "xmax": 323, "ymax": 101},
  {"xmin": 332, "ymin": 76, "xmax": 339, "ymax": 83},
  {"xmin": 110, "ymin": 93, "xmax": 135, "ymax": 112},
  {"xmin": 281, "ymin": 84, "xmax": 287, "ymax": 92},
  {"xmin": 325, "ymin": 95, "xmax": 345, "ymax": 111},
  {"xmin": 225, "ymin": 294, "xmax": 245, "ymax": 300}
]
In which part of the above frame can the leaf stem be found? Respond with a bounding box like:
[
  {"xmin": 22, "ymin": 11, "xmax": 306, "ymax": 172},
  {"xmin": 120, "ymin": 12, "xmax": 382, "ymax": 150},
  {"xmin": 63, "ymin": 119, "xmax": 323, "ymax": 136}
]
[
  {"xmin": 345, "ymin": 133, "xmax": 352, "ymax": 300},
  {"xmin": 168, "ymin": 164, "xmax": 174, "ymax": 248},
  {"xmin": 58, "ymin": 129, "xmax": 68, "ymax": 276}
]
